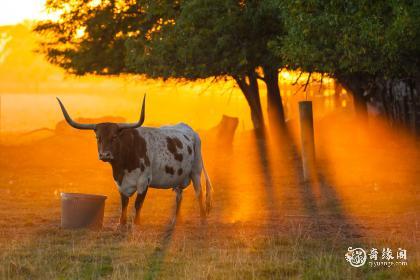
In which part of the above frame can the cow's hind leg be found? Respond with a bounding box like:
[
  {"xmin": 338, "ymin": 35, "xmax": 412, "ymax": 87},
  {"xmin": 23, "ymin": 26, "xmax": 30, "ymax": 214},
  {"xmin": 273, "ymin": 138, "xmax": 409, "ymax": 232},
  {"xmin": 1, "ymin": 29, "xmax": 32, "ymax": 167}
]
[
  {"xmin": 171, "ymin": 187, "xmax": 183, "ymax": 225},
  {"xmin": 191, "ymin": 133, "xmax": 206, "ymax": 222},
  {"xmin": 192, "ymin": 173, "xmax": 206, "ymax": 221},
  {"xmin": 134, "ymin": 188, "xmax": 148, "ymax": 225}
]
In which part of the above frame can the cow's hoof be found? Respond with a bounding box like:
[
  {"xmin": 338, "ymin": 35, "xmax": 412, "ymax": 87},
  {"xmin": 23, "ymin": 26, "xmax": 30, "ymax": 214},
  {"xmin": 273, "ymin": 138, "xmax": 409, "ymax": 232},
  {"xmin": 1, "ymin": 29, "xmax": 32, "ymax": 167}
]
[
  {"xmin": 206, "ymin": 204, "xmax": 212, "ymax": 216},
  {"xmin": 169, "ymin": 217, "xmax": 177, "ymax": 228},
  {"xmin": 200, "ymin": 218, "xmax": 207, "ymax": 226},
  {"xmin": 116, "ymin": 223, "xmax": 130, "ymax": 231}
]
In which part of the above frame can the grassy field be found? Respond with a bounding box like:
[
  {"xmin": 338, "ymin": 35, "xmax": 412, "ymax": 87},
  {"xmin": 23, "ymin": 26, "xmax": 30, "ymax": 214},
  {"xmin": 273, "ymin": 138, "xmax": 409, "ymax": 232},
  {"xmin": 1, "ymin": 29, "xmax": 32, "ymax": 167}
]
[{"xmin": 0, "ymin": 119, "xmax": 419, "ymax": 279}]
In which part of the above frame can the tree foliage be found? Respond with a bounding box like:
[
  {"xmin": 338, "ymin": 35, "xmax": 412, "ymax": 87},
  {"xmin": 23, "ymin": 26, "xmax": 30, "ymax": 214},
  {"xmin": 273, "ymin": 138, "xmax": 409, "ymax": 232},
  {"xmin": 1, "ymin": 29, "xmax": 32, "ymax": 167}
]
[
  {"xmin": 35, "ymin": 0, "xmax": 174, "ymax": 75},
  {"xmin": 270, "ymin": 0, "xmax": 420, "ymax": 119},
  {"xmin": 36, "ymin": 0, "xmax": 287, "ymax": 130},
  {"xmin": 35, "ymin": 0, "xmax": 419, "ymax": 128},
  {"xmin": 274, "ymin": 0, "xmax": 420, "ymax": 80},
  {"xmin": 125, "ymin": 0, "xmax": 284, "ymax": 79}
]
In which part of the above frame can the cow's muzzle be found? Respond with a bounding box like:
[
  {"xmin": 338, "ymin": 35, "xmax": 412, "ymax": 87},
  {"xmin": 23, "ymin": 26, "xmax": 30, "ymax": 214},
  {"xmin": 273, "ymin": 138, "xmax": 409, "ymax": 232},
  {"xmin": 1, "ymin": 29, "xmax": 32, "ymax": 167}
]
[{"xmin": 99, "ymin": 152, "xmax": 114, "ymax": 162}]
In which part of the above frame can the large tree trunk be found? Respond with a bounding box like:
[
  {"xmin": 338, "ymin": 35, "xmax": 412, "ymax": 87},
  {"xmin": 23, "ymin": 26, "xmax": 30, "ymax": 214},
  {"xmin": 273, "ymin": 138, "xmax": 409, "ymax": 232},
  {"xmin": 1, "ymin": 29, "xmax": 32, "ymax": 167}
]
[
  {"xmin": 378, "ymin": 77, "xmax": 420, "ymax": 134},
  {"xmin": 262, "ymin": 67, "xmax": 286, "ymax": 132},
  {"xmin": 353, "ymin": 92, "xmax": 368, "ymax": 118},
  {"xmin": 234, "ymin": 72, "xmax": 264, "ymax": 134},
  {"xmin": 334, "ymin": 79, "xmax": 343, "ymax": 108},
  {"xmin": 336, "ymin": 73, "xmax": 369, "ymax": 120}
]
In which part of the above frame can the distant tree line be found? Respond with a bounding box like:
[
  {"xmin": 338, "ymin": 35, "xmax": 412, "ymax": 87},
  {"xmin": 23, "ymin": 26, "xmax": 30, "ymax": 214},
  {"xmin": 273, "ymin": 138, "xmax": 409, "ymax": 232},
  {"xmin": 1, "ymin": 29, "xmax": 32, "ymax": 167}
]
[{"xmin": 35, "ymin": 0, "xmax": 420, "ymax": 134}]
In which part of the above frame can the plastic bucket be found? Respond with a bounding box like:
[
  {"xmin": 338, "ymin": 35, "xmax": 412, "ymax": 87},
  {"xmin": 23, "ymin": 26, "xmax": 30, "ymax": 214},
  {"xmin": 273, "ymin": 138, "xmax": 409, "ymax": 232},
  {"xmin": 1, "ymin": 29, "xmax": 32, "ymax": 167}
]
[{"xmin": 61, "ymin": 193, "xmax": 107, "ymax": 229}]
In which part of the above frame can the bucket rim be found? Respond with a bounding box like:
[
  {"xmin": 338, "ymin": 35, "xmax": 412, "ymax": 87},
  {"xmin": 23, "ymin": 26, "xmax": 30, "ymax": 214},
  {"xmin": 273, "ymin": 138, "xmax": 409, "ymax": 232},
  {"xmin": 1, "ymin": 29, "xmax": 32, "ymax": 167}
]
[{"xmin": 61, "ymin": 192, "xmax": 107, "ymax": 200}]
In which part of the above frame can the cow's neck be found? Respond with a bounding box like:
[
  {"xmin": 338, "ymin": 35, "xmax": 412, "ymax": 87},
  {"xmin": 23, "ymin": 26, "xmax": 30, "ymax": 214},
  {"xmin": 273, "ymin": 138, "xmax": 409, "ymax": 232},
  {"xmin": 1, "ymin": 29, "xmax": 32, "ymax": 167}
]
[
  {"xmin": 109, "ymin": 128, "xmax": 144, "ymax": 185},
  {"xmin": 110, "ymin": 155, "xmax": 128, "ymax": 186}
]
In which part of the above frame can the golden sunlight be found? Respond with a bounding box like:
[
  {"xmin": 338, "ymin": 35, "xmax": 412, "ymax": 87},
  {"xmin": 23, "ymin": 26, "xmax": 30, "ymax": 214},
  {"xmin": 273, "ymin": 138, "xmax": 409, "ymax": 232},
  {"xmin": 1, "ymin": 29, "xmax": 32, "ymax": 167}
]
[
  {"xmin": 0, "ymin": 0, "xmax": 57, "ymax": 25},
  {"xmin": 0, "ymin": 2, "xmax": 418, "ymax": 279}
]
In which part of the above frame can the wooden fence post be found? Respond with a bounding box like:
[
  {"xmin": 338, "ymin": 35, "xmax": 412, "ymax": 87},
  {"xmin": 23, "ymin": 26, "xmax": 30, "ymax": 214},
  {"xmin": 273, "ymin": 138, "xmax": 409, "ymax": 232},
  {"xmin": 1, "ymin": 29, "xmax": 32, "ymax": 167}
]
[{"xmin": 299, "ymin": 101, "xmax": 316, "ymax": 181}]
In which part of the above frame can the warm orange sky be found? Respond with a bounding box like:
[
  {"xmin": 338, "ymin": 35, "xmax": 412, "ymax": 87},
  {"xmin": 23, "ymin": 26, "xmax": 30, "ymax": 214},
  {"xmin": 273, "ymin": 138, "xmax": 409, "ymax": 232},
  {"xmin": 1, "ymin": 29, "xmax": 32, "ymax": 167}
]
[{"xmin": 1, "ymin": 0, "xmax": 50, "ymax": 25}]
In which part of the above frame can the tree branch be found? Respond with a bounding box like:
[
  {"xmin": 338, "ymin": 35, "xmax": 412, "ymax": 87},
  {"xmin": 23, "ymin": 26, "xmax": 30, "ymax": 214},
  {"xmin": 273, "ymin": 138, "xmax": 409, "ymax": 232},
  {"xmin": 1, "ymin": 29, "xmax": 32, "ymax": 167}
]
[
  {"xmin": 292, "ymin": 71, "xmax": 304, "ymax": 85},
  {"xmin": 255, "ymin": 73, "xmax": 265, "ymax": 81},
  {"xmin": 303, "ymin": 72, "xmax": 312, "ymax": 92},
  {"xmin": 303, "ymin": 72, "xmax": 312, "ymax": 100},
  {"xmin": 318, "ymin": 73, "xmax": 324, "ymax": 95}
]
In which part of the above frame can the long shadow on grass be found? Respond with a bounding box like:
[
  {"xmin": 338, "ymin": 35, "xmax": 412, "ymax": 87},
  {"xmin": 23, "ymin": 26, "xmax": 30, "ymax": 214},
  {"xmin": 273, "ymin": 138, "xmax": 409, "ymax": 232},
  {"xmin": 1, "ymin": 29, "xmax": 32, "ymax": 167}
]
[
  {"xmin": 315, "ymin": 172, "xmax": 362, "ymax": 237},
  {"xmin": 272, "ymin": 129, "xmax": 320, "ymax": 216},
  {"xmin": 266, "ymin": 127, "xmax": 361, "ymax": 238},
  {"xmin": 251, "ymin": 128, "xmax": 320, "ymax": 226},
  {"xmin": 253, "ymin": 130, "xmax": 278, "ymax": 220},
  {"xmin": 255, "ymin": 128, "xmax": 319, "ymax": 221},
  {"xmin": 143, "ymin": 209, "xmax": 178, "ymax": 280}
]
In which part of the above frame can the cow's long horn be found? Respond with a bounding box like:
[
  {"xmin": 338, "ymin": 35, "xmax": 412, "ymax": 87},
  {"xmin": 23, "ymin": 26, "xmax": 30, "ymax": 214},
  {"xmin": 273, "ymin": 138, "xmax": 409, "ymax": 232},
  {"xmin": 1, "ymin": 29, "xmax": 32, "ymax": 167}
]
[
  {"xmin": 56, "ymin": 97, "xmax": 96, "ymax": 130},
  {"xmin": 118, "ymin": 95, "xmax": 146, "ymax": 129}
]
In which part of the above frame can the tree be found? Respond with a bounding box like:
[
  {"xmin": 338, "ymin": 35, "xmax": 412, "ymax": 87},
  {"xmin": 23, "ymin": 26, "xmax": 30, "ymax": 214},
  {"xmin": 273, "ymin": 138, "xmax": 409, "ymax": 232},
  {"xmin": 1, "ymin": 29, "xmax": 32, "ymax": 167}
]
[
  {"xmin": 273, "ymin": 0, "xmax": 420, "ymax": 119},
  {"xmin": 124, "ymin": 0, "xmax": 266, "ymax": 130},
  {"xmin": 35, "ymin": 0, "xmax": 288, "ymax": 132}
]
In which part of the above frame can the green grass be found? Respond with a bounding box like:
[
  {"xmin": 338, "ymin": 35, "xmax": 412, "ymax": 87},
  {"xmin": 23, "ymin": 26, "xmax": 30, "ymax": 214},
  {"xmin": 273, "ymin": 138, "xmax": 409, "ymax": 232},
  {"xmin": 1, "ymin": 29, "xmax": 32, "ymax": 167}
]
[
  {"xmin": 0, "ymin": 131, "xmax": 418, "ymax": 279},
  {"xmin": 0, "ymin": 222, "xmax": 418, "ymax": 280}
]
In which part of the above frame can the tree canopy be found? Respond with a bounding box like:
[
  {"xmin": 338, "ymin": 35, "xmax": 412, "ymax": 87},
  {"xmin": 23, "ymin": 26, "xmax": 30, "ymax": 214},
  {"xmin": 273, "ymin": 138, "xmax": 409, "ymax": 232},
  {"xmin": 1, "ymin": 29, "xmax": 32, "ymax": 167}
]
[
  {"xmin": 272, "ymin": 0, "xmax": 420, "ymax": 115},
  {"xmin": 35, "ymin": 0, "xmax": 287, "ymax": 131},
  {"xmin": 35, "ymin": 0, "xmax": 420, "ymax": 130},
  {"xmin": 125, "ymin": 0, "xmax": 283, "ymax": 78}
]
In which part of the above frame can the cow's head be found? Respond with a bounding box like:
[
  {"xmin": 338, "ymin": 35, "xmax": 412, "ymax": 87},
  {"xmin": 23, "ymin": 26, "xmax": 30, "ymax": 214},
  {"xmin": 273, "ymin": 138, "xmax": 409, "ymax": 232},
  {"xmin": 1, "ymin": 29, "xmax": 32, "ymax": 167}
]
[{"xmin": 56, "ymin": 96, "xmax": 146, "ymax": 162}]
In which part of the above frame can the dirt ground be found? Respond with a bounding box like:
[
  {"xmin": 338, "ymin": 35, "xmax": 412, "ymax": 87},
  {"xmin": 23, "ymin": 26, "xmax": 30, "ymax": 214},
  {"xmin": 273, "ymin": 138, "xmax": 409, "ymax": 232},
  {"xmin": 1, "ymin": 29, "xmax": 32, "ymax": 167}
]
[{"xmin": 0, "ymin": 117, "xmax": 419, "ymax": 279}]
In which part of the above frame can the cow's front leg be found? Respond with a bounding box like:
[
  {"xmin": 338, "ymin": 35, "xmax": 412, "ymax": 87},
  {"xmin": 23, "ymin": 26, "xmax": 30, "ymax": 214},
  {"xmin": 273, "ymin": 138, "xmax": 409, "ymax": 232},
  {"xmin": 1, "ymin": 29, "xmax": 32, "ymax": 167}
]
[
  {"xmin": 119, "ymin": 192, "xmax": 129, "ymax": 225},
  {"xmin": 134, "ymin": 188, "xmax": 148, "ymax": 225}
]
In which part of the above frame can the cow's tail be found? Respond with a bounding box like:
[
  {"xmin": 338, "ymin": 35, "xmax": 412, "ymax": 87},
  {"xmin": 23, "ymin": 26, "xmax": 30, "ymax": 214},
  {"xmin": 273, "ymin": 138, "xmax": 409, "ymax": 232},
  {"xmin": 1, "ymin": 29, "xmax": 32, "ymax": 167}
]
[{"xmin": 202, "ymin": 158, "xmax": 213, "ymax": 215}]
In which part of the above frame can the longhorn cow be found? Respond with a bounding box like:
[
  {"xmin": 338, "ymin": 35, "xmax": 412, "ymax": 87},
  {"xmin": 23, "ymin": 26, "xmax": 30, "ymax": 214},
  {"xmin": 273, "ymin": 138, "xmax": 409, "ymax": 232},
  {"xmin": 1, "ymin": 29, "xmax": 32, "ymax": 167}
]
[{"xmin": 56, "ymin": 96, "xmax": 212, "ymax": 226}]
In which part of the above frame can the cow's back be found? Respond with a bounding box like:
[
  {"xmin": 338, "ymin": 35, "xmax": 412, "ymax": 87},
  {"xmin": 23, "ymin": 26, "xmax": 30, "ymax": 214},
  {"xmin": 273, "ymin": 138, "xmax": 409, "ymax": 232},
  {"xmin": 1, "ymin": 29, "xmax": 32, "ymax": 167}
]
[{"xmin": 137, "ymin": 123, "xmax": 198, "ymax": 188}]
